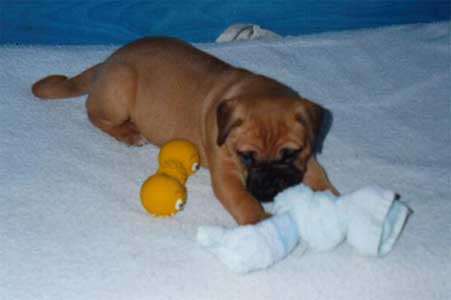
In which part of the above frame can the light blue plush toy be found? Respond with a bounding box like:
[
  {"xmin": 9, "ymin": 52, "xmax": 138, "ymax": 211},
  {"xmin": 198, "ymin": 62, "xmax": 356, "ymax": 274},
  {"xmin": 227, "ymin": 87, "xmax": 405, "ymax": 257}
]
[{"xmin": 197, "ymin": 184, "xmax": 411, "ymax": 274}]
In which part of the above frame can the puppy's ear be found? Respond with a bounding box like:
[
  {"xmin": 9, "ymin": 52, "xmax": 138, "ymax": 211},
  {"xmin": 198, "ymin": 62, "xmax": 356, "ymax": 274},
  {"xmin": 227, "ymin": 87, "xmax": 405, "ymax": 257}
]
[
  {"xmin": 296, "ymin": 99, "xmax": 332, "ymax": 153},
  {"xmin": 216, "ymin": 99, "xmax": 243, "ymax": 146}
]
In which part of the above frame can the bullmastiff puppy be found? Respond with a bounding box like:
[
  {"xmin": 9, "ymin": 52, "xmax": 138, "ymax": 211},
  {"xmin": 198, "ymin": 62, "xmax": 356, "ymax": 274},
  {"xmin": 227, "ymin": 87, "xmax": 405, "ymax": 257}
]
[{"xmin": 32, "ymin": 37, "xmax": 338, "ymax": 225}]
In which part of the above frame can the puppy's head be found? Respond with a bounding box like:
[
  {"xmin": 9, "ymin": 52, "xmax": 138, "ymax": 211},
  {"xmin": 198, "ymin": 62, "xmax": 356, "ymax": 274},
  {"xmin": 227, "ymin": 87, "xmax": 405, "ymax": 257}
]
[{"xmin": 217, "ymin": 95, "xmax": 329, "ymax": 202}]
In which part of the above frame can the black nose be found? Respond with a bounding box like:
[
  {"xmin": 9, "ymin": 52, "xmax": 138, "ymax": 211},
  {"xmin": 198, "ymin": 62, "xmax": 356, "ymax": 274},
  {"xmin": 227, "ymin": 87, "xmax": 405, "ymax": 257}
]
[{"xmin": 246, "ymin": 163, "xmax": 303, "ymax": 202}]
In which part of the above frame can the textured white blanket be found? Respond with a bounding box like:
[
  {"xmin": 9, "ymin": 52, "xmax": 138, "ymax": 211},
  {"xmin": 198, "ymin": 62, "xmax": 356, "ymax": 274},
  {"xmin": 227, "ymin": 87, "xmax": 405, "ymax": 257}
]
[{"xmin": 1, "ymin": 22, "xmax": 450, "ymax": 300}]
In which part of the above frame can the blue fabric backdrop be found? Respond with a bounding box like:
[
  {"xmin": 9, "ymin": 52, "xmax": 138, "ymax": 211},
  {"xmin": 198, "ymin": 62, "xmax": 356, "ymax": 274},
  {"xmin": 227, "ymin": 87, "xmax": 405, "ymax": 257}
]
[{"xmin": 1, "ymin": 0, "xmax": 449, "ymax": 44}]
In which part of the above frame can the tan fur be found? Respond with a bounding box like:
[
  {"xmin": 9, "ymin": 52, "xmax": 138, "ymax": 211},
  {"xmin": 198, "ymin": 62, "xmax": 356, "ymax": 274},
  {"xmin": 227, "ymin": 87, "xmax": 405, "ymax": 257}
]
[{"xmin": 32, "ymin": 37, "xmax": 337, "ymax": 225}]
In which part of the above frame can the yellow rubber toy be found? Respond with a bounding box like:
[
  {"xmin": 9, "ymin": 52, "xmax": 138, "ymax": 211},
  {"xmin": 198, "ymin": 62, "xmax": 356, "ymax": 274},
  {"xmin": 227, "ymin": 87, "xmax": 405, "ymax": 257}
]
[{"xmin": 140, "ymin": 139, "xmax": 200, "ymax": 217}]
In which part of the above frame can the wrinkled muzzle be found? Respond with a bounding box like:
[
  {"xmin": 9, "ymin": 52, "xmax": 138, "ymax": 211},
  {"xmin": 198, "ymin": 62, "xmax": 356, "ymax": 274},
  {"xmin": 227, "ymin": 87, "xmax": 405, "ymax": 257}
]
[{"xmin": 246, "ymin": 162, "xmax": 304, "ymax": 203}]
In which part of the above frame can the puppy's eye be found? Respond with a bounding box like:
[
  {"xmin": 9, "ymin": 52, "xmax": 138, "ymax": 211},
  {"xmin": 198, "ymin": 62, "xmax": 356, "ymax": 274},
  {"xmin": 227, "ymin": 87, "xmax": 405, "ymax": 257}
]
[
  {"xmin": 280, "ymin": 148, "xmax": 301, "ymax": 163},
  {"xmin": 237, "ymin": 151, "xmax": 256, "ymax": 167}
]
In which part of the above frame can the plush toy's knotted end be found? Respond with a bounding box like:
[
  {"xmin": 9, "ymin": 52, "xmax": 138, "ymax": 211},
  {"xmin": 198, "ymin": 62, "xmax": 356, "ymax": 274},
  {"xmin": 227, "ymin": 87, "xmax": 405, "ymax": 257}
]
[
  {"xmin": 378, "ymin": 200, "xmax": 412, "ymax": 256},
  {"xmin": 196, "ymin": 213, "xmax": 300, "ymax": 274},
  {"xmin": 341, "ymin": 185, "xmax": 411, "ymax": 256}
]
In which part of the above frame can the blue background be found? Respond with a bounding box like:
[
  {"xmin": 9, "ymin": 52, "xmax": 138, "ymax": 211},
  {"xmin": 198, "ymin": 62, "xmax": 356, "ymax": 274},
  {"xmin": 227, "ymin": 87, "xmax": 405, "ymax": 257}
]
[{"xmin": 1, "ymin": 0, "xmax": 449, "ymax": 45}]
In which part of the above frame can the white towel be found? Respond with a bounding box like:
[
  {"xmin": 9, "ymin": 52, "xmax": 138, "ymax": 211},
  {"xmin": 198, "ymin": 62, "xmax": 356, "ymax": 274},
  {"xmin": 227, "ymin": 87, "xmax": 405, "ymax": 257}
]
[{"xmin": 216, "ymin": 23, "xmax": 282, "ymax": 42}]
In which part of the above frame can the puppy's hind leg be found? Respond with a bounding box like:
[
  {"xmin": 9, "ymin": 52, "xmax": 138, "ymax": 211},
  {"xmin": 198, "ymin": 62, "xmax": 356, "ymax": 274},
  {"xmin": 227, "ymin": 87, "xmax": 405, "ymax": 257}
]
[{"xmin": 86, "ymin": 62, "xmax": 147, "ymax": 146}]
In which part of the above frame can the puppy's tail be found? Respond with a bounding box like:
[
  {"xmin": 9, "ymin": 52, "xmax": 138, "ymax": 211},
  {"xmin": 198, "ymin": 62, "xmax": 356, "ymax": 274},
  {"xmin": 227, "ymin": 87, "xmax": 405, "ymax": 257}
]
[{"xmin": 32, "ymin": 64, "xmax": 101, "ymax": 99}]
